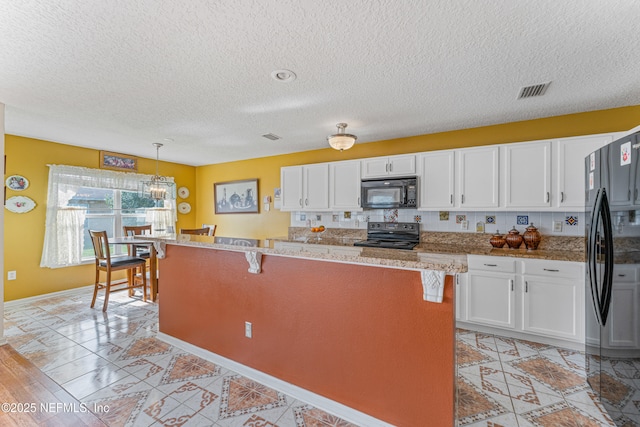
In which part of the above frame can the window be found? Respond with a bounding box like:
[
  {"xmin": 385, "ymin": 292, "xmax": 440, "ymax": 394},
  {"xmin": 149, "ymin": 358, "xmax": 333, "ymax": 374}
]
[{"xmin": 41, "ymin": 165, "xmax": 176, "ymax": 268}]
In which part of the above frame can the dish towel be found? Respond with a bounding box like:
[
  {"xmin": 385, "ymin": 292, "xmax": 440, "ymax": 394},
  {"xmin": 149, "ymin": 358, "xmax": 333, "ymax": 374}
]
[
  {"xmin": 421, "ymin": 270, "xmax": 446, "ymax": 303},
  {"xmin": 153, "ymin": 242, "xmax": 166, "ymax": 259}
]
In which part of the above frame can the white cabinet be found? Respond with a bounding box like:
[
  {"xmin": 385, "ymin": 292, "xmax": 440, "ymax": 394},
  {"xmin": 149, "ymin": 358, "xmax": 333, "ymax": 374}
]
[
  {"xmin": 521, "ymin": 260, "xmax": 584, "ymax": 342},
  {"xmin": 457, "ymin": 146, "xmax": 499, "ymax": 208},
  {"xmin": 503, "ymin": 141, "xmax": 551, "ymax": 208},
  {"xmin": 329, "ymin": 160, "xmax": 362, "ymax": 211},
  {"xmin": 605, "ymin": 265, "xmax": 639, "ymax": 348},
  {"xmin": 418, "ymin": 150, "xmax": 455, "ymax": 209},
  {"xmin": 465, "ymin": 257, "xmax": 517, "ymax": 330},
  {"xmin": 455, "ymin": 273, "xmax": 466, "ymax": 322},
  {"xmin": 461, "ymin": 256, "xmax": 585, "ymax": 346},
  {"xmin": 554, "ymin": 134, "xmax": 613, "ymax": 209},
  {"xmin": 280, "ymin": 164, "xmax": 329, "ymax": 211},
  {"xmin": 361, "ymin": 154, "xmax": 416, "ymax": 178}
]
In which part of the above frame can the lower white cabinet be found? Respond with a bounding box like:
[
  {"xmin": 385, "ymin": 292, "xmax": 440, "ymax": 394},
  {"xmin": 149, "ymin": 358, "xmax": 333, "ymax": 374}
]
[{"xmin": 459, "ymin": 256, "xmax": 585, "ymax": 346}]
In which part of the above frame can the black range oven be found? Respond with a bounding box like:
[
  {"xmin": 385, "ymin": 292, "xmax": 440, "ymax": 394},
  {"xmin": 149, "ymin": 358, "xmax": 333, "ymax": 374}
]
[{"xmin": 354, "ymin": 222, "xmax": 420, "ymax": 250}]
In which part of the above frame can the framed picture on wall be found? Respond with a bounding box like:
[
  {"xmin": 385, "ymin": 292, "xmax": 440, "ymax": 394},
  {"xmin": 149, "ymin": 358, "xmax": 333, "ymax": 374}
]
[
  {"xmin": 100, "ymin": 151, "xmax": 138, "ymax": 172},
  {"xmin": 214, "ymin": 179, "xmax": 259, "ymax": 214}
]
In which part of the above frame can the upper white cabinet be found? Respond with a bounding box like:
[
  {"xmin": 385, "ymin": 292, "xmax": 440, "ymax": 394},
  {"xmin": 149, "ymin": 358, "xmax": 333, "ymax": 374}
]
[
  {"xmin": 503, "ymin": 141, "xmax": 552, "ymax": 208},
  {"xmin": 457, "ymin": 146, "xmax": 500, "ymax": 208},
  {"xmin": 554, "ymin": 134, "xmax": 613, "ymax": 209},
  {"xmin": 418, "ymin": 150, "xmax": 455, "ymax": 209},
  {"xmin": 280, "ymin": 164, "xmax": 329, "ymax": 211},
  {"xmin": 361, "ymin": 154, "xmax": 416, "ymax": 178},
  {"xmin": 329, "ymin": 160, "xmax": 362, "ymax": 211}
]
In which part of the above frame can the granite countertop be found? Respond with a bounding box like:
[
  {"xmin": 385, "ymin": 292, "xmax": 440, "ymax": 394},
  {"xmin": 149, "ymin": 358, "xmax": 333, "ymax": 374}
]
[
  {"xmin": 148, "ymin": 234, "xmax": 468, "ymax": 273},
  {"xmin": 414, "ymin": 243, "xmax": 586, "ymax": 263}
]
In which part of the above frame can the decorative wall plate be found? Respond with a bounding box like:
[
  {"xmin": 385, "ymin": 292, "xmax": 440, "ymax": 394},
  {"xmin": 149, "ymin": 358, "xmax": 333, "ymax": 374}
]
[
  {"xmin": 6, "ymin": 175, "xmax": 29, "ymax": 191},
  {"xmin": 5, "ymin": 196, "xmax": 36, "ymax": 213},
  {"xmin": 178, "ymin": 186, "xmax": 190, "ymax": 198},
  {"xmin": 178, "ymin": 202, "xmax": 191, "ymax": 214}
]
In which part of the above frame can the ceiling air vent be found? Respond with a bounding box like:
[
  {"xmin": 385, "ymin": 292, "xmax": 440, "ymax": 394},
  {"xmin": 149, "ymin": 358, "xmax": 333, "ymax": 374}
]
[
  {"xmin": 517, "ymin": 82, "xmax": 551, "ymax": 99},
  {"xmin": 262, "ymin": 133, "xmax": 282, "ymax": 141}
]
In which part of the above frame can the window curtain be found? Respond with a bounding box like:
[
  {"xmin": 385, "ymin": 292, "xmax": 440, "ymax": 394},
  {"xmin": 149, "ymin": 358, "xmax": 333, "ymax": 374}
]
[{"xmin": 40, "ymin": 165, "xmax": 176, "ymax": 268}]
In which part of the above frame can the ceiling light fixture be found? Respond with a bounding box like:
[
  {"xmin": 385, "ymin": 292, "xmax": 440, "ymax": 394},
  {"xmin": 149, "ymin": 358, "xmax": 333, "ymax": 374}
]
[
  {"xmin": 138, "ymin": 143, "xmax": 176, "ymax": 200},
  {"xmin": 271, "ymin": 69, "xmax": 296, "ymax": 83},
  {"xmin": 327, "ymin": 123, "xmax": 357, "ymax": 151}
]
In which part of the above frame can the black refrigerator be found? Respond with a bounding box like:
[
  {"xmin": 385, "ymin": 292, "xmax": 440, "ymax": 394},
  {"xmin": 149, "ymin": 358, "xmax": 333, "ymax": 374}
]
[{"xmin": 586, "ymin": 130, "xmax": 640, "ymax": 425}]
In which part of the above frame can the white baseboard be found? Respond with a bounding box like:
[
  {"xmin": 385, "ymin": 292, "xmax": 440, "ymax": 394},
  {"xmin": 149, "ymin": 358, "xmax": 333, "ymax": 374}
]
[
  {"xmin": 157, "ymin": 332, "xmax": 394, "ymax": 427},
  {"xmin": 4, "ymin": 285, "xmax": 93, "ymax": 308}
]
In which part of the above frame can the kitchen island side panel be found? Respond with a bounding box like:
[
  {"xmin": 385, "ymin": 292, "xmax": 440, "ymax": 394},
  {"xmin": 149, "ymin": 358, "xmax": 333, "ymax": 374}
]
[{"xmin": 159, "ymin": 244, "xmax": 455, "ymax": 427}]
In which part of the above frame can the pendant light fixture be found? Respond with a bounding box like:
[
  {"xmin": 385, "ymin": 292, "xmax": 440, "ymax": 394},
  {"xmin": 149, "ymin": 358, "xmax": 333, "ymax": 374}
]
[
  {"xmin": 327, "ymin": 123, "xmax": 357, "ymax": 151},
  {"xmin": 138, "ymin": 143, "xmax": 176, "ymax": 200}
]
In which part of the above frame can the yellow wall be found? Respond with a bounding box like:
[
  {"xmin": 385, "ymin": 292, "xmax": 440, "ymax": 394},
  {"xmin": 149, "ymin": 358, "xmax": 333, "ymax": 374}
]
[
  {"xmin": 196, "ymin": 106, "xmax": 640, "ymax": 238},
  {"xmin": 4, "ymin": 136, "xmax": 196, "ymax": 301},
  {"xmin": 4, "ymin": 105, "xmax": 640, "ymax": 300}
]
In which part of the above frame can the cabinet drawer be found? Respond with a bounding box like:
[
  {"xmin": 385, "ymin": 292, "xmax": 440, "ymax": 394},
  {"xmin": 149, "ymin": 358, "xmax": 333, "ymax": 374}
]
[
  {"xmin": 468, "ymin": 256, "xmax": 516, "ymax": 273},
  {"xmin": 613, "ymin": 265, "xmax": 639, "ymax": 283},
  {"xmin": 523, "ymin": 259, "xmax": 582, "ymax": 279}
]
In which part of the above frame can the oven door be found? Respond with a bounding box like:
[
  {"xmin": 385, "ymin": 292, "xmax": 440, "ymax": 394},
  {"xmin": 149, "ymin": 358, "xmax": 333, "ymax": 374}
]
[{"xmin": 361, "ymin": 182, "xmax": 405, "ymax": 208}]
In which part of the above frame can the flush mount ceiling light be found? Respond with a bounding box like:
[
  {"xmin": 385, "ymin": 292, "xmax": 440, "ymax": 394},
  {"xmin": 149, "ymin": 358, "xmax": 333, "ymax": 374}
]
[
  {"xmin": 327, "ymin": 123, "xmax": 357, "ymax": 151},
  {"xmin": 138, "ymin": 143, "xmax": 176, "ymax": 200},
  {"xmin": 271, "ymin": 69, "xmax": 296, "ymax": 83}
]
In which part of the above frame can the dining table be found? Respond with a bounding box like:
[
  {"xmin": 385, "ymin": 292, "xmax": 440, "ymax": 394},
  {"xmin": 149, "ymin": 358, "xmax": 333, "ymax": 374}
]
[{"xmin": 110, "ymin": 236, "xmax": 160, "ymax": 302}]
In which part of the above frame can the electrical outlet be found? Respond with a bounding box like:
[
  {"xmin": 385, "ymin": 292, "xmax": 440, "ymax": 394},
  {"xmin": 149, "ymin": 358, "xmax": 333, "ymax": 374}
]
[
  {"xmin": 7, "ymin": 271, "xmax": 16, "ymax": 280},
  {"xmin": 553, "ymin": 221, "xmax": 563, "ymax": 233},
  {"xmin": 461, "ymin": 220, "xmax": 469, "ymax": 230},
  {"xmin": 245, "ymin": 321, "xmax": 252, "ymax": 338}
]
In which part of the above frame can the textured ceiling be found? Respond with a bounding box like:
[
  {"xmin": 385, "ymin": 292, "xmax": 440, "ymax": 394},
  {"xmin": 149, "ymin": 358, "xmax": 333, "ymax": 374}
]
[{"xmin": 1, "ymin": 1, "xmax": 640, "ymax": 166}]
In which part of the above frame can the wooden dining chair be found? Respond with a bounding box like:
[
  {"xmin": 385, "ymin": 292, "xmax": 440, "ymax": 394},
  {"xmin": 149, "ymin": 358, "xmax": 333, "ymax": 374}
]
[
  {"xmin": 123, "ymin": 224, "xmax": 152, "ymax": 258},
  {"xmin": 180, "ymin": 227, "xmax": 210, "ymax": 235},
  {"xmin": 201, "ymin": 224, "xmax": 217, "ymax": 236},
  {"xmin": 89, "ymin": 230, "xmax": 148, "ymax": 312}
]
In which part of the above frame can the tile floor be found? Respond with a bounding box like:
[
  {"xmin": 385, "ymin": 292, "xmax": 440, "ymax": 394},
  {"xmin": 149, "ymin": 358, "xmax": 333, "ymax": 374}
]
[
  {"xmin": 456, "ymin": 328, "xmax": 616, "ymax": 426},
  {"xmin": 1, "ymin": 289, "xmax": 622, "ymax": 427}
]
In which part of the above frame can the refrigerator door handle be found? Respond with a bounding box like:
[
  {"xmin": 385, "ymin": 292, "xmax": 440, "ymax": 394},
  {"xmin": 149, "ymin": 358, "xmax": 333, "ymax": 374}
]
[
  {"xmin": 599, "ymin": 189, "xmax": 614, "ymax": 326},
  {"xmin": 587, "ymin": 188, "xmax": 604, "ymax": 326}
]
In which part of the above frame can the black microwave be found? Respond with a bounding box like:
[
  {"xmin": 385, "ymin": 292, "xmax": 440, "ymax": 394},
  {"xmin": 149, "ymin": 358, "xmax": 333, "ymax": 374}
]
[{"xmin": 361, "ymin": 177, "xmax": 417, "ymax": 209}]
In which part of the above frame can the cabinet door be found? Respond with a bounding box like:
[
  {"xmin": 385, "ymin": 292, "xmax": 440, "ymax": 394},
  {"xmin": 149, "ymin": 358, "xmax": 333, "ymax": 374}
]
[
  {"xmin": 504, "ymin": 142, "xmax": 551, "ymax": 208},
  {"xmin": 555, "ymin": 134, "xmax": 613, "ymax": 208},
  {"xmin": 606, "ymin": 283, "xmax": 638, "ymax": 348},
  {"xmin": 458, "ymin": 147, "xmax": 499, "ymax": 208},
  {"xmin": 361, "ymin": 158, "xmax": 391, "ymax": 178},
  {"xmin": 522, "ymin": 276, "xmax": 582, "ymax": 341},
  {"xmin": 388, "ymin": 154, "xmax": 416, "ymax": 176},
  {"xmin": 607, "ymin": 134, "xmax": 635, "ymax": 207},
  {"xmin": 418, "ymin": 151, "xmax": 454, "ymax": 209},
  {"xmin": 303, "ymin": 164, "xmax": 329, "ymax": 210},
  {"xmin": 466, "ymin": 272, "xmax": 516, "ymax": 329},
  {"xmin": 329, "ymin": 160, "xmax": 362, "ymax": 210},
  {"xmin": 280, "ymin": 166, "xmax": 303, "ymax": 211}
]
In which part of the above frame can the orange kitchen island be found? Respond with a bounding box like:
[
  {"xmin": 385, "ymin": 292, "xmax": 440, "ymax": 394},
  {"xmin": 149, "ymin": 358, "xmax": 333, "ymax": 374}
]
[{"xmin": 156, "ymin": 236, "xmax": 465, "ymax": 426}]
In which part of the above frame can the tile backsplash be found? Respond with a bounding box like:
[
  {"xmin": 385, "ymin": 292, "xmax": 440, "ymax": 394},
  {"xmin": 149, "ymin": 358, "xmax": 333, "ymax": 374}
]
[{"xmin": 290, "ymin": 209, "xmax": 586, "ymax": 237}]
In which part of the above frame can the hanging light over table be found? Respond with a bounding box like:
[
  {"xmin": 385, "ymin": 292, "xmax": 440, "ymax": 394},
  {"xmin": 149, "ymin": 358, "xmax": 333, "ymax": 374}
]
[
  {"xmin": 327, "ymin": 123, "xmax": 357, "ymax": 151},
  {"xmin": 139, "ymin": 143, "xmax": 176, "ymax": 200}
]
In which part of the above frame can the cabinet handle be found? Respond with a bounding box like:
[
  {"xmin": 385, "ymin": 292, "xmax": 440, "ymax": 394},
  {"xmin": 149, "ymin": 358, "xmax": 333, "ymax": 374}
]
[
  {"xmin": 299, "ymin": 198, "xmax": 303, "ymax": 207},
  {"xmin": 358, "ymin": 197, "xmax": 361, "ymax": 205},
  {"xmin": 525, "ymin": 281, "xmax": 528, "ymax": 292},
  {"xmin": 629, "ymin": 189, "xmax": 632, "ymax": 201},
  {"xmin": 450, "ymin": 194, "xmax": 453, "ymax": 204},
  {"xmin": 461, "ymin": 194, "xmax": 465, "ymax": 204},
  {"xmin": 305, "ymin": 198, "xmax": 309, "ymax": 206},
  {"xmin": 484, "ymin": 263, "xmax": 498, "ymax": 267},
  {"xmin": 385, "ymin": 164, "xmax": 389, "ymax": 172},
  {"xmin": 543, "ymin": 268, "xmax": 560, "ymax": 272},
  {"xmin": 389, "ymin": 162, "xmax": 393, "ymax": 172},
  {"xmin": 618, "ymin": 274, "xmax": 626, "ymax": 277},
  {"xmin": 560, "ymin": 192, "xmax": 564, "ymax": 203},
  {"xmin": 510, "ymin": 279, "xmax": 514, "ymax": 291},
  {"xmin": 636, "ymin": 188, "xmax": 638, "ymax": 201},
  {"xmin": 546, "ymin": 192, "xmax": 550, "ymax": 203}
]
